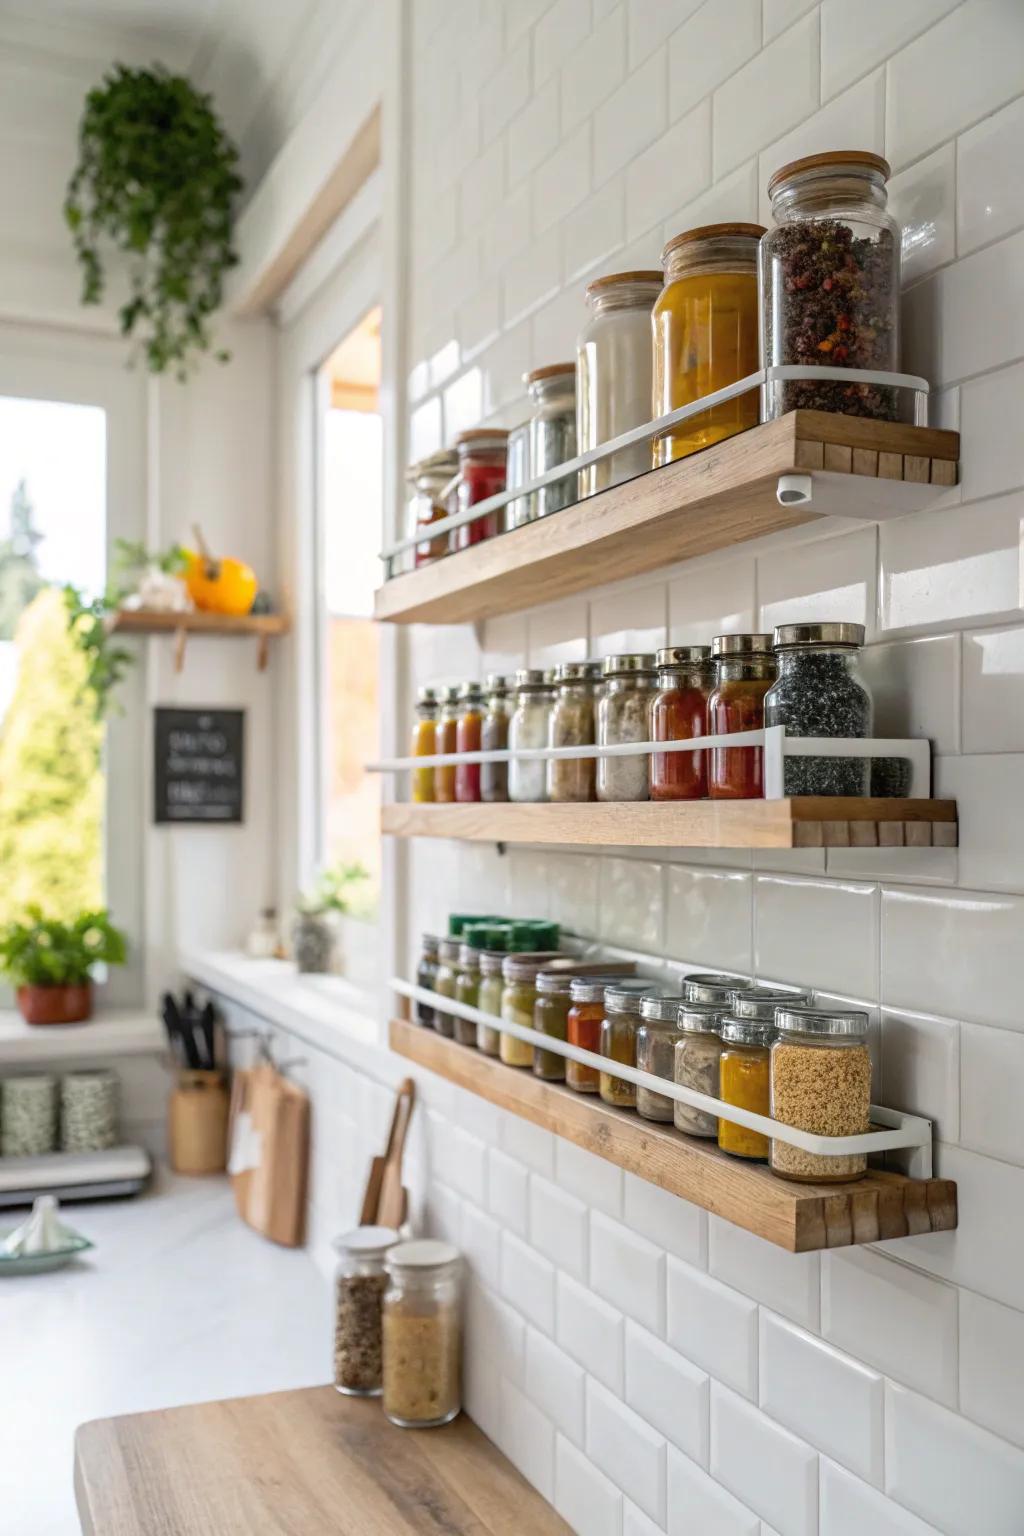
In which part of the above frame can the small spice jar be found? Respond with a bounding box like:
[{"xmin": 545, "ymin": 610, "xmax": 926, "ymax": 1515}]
[
  {"xmin": 718, "ymin": 1018, "xmax": 774, "ymax": 1160},
  {"xmin": 761, "ymin": 151, "xmax": 902, "ymax": 422},
  {"xmin": 480, "ymin": 674, "xmax": 511, "ymax": 803},
  {"xmin": 454, "ymin": 939, "xmax": 483, "ymax": 1047},
  {"xmin": 597, "ymin": 654, "xmax": 657, "ymax": 802},
  {"xmin": 500, "ymin": 952, "xmax": 561, "ymax": 1068},
  {"xmin": 600, "ymin": 983, "xmax": 660, "ymax": 1108},
  {"xmin": 506, "ymin": 421, "xmax": 532, "ymax": 528},
  {"xmin": 382, "ymin": 1239, "xmax": 461, "ymax": 1428},
  {"xmin": 434, "ymin": 685, "xmax": 461, "ymax": 803},
  {"xmin": 548, "ymin": 661, "xmax": 598, "ymax": 803},
  {"xmin": 333, "ymin": 1225, "xmax": 399, "ymax": 1396},
  {"xmin": 534, "ymin": 971, "xmax": 574, "ymax": 1081},
  {"xmin": 650, "ymin": 645, "xmax": 713, "ymax": 800},
  {"xmin": 433, "ymin": 937, "xmax": 462, "ymax": 1039},
  {"xmin": 452, "ymin": 429, "xmax": 509, "ymax": 551},
  {"xmin": 730, "ymin": 986, "xmax": 814, "ymax": 1023},
  {"xmin": 477, "ymin": 945, "xmax": 508, "ymax": 1057},
  {"xmin": 566, "ymin": 976, "xmax": 648, "ymax": 1093},
  {"xmin": 673, "ymin": 1002, "xmax": 727, "ymax": 1138},
  {"xmin": 406, "ymin": 450, "xmax": 458, "ymax": 568},
  {"xmin": 411, "ymin": 686, "xmax": 439, "ymax": 804},
  {"xmin": 577, "ymin": 270, "xmax": 664, "ymax": 496},
  {"xmin": 707, "ymin": 634, "xmax": 777, "ymax": 800},
  {"xmin": 636, "ymin": 994, "xmax": 686, "ymax": 1122},
  {"xmin": 526, "ymin": 364, "xmax": 577, "ymax": 518},
  {"xmin": 653, "ymin": 223, "xmax": 764, "ymax": 463},
  {"xmin": 454, "ymin": 682, "xmax": 484, "ymax": 804},
  {"xmin": 415, "ymin": 933, "xmax": 440, "ymax": 1028},
  {"xmin": 508, "ymin": 669, "xmax": 554, "ymax": 803},
  {"xmin": 765, "ymin": 623, "xmax": 873, "ymax": 796},
  {"xmin": 683, "ymin": 972, "xmax": 752, "ymax": 1005},
  {"xmin": 770, "ymin": 1006, "xmax": 871, "ymax": 1183}
]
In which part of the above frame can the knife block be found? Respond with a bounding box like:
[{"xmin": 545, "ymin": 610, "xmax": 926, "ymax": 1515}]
[{"xmin": 169, "ymin": 1070, "xmax": 229, "ymax": 1175}]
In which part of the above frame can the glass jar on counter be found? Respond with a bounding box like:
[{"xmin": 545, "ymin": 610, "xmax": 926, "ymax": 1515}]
[
  {"xmin": 415, "ymin": 934, "xmax": 440, "ymax": 1028},
  {"xmin": 433, "ymin": 685, "xmax": 461, "ymax": 804},
  {"xmin": 454, "ymin": 942, "xmax": 482, "ymax": 1047},
  {"xmin": 526, "ymin": 364, "xmax": 577, "ymax": 519},
  {"xmin": 683, "ymin": 972, "xmax": 752, "ymax": 1005},
  {"xmin": 600, "ymin": 983, "xmax": 660, "ymax": 1108},
  {"xmin": 411, "ymin": 686, "xmax": 438, "ymax": 804},
  {"xmin": 500, "ymin": 952, "xmax": 561, "ymax": 1068},
  {"xmin": 333, "ymin": 1225, "xmax": 399, "ymax": 1396},
  {"xmin": 454, "ymin": 682, "xmax": 484, "ymax": 804},
  {"xmin": 548, "ymin": 661, "xmax": 597, "ymax": 803},
  {"xmin": 770, "ymin": 1006, "xmax": 871, "ymax": 1183},
  {"xmin": 534, "ymin": 971, "xmax": 573, "ymax": 1081},
  {"xmin": 506, "ymin": 421, "xmax": 532, "ymax": 528},
  {"xmin": 566, "ymin": 976, "xmax": 648, "ymax": 1093},
  {"xmin": 577, "ymin": 270, "xmax": 664, "ymax": 496},
  {"xmin": 673, "ymin": 1003, "xmax": 726, "ymax": 1138},
  {"xmin": 636, "ymin": 994, "xmax": 686, "ymax": 1122},
  {"xmin": 708, "ymin": 634, "xmax": 777, "ymax": 800},
  {"xmin": 480, "ymin": 674, "xmax": 511, "ymax": 803},
  {"xmin": 718, "ymin": 1018, "xmax": 774, "ymax": 1160},
  {"xmin": 477, "ymin": 946, "xmax": 508, "ymax": 1057},
  {"xmin": 406, "ymin": 450, "xmax": 459, "ymax": 569},
  {"xmin": 652, "ymin": 223, "xmax": 764, "ymax": 465},
  {"xmin": 764, "ymin": 623, "xmax": 872, "ymax": 796},
  {"xmin": 597, "ymin": 654, "xmax": 657, "ymax": 802},
  {"xmin": 452, "ymin": 429, "xmax": 509, "ymax": 551},
  {"xmin": 650, "ymin": 645, "xmax": 713, "ymax": 800},
  {"xmin": 433, "ymin": 937, "xmax": 462, "ymax": 1039},
  {"xmin": 508, "ymin": 669, "xmax": 554, "ymax": 803},
  {"xmin": 382, "ymin": 1240, "xmax": 461, "ymax": 1428},
  {"xmin": 761, "ymin": 151, "xmax": 902, "ymax": 423}
]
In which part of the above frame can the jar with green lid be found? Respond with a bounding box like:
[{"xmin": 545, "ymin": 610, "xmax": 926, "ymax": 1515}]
[
  {"xmin": 433, "ymin": 938, "xmax": 462, "ymax": 1038},
  {"xmin": 683, "ymin": 971, "xmax": 753, "ymax": 1005},
  {"xmin": 673, "ymin": 1002, "xmax": 726, "ymax": 1137},
  {"xmin": 534, "ymin": 971, "xmax": 573, "ymax": 1081},
  {"xmin": 477, "ymin": 949, "xmax": 508, "ymax": 1056},
  {"xmin": 416, "ymin": 934, "xmax": 440, "ymax": 1028},
  {"xmin": 718, "ymin": 1017, "xmax": 774, "ymax": 1160},
  {"xmin": 635, "ymin": 994, "xmax": 686, "ymax": 1122},
  {"xmin": 500, "ymin": 953, "xmax": 561, "ymax": 1068},
  {"xmin": 454, "ymin": 944, "xmax": 482, "ymax": 1047},
  {"xmin": 599, "ymin": 983, "xmax": 660, "ymax": 1108},
  {"xmin": 509, "ymin": 918, "xmax": 560, "ymax": 951},
  {"xmin": 509, "ymin": 669, "xmax": 554, "ymax": 803},
  {"xmin": 597, "ymin": 655, "xmax": 657, "ymax": 802},
  {"xmin": 448, "ymin": 913, "xmax": 495, "ymax": 937},
  {"xmin": 481, "ymin": 675, "xmax": 511, "ymax": 804},
  {"xmin": 547, "ymin": 661, "xmax": 598, "ymax": 803},
  {"xmin": 770, "ymin": 1005, "xmax": 871, "ymax": 1183}
]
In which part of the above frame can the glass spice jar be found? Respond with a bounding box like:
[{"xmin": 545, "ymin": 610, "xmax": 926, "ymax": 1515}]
[
  {"xmin": 653, "ymin": 223, "xmax": 764, "ymax": 464},
  {"xmin": 411, "ymin": 686, "xmax": 438, "ymax": 804},
  {"xmin": 509, "ymin": 669, "xmax": 554, "ymax": 803},
  {"xmin": 382, "ymin": 1239, "xmax": 461, "ymax": 1428},
  {"xmin": 452, "ymin": 429, "xmax": 509, "ymax": 551},
  {"xmin": 415, "ymin": 933, "xmax": 441, "ymax": 1028},
  {"xmin": 636, "ymin": 994, "xmax": 687, "ymax": 1122},
  {"xmin": 770, "ymin": 1006, "xmax": 871, "ymax": 1183},
  {"xmin": 764, "ymin": 623, "xmax": 873, "ymax": 796},
  {"xmin": 500, "ymin": 952, "xmax": 561, "ymax": 1068},
  {"xmin": 673, "ymin": 1002, "xmax": 727, "ymax": 1138},
  {"xmin": 481, "ymin": 674, "xmax": 511, "ymax": 803},
  {"xmin": 566, "ymin": 976, "xmax": 647, "ymax": 1093},
  {"xmin": 708, "ymin": 634, "xmax": 777, "ymax": 799},
  {"xmin": 434, "ymin": 685, "xmax": 461, "ymax": 804},
  {"xmin": 683, "ymin": 972, "xmax": 753, "ymax": 1005},
  {"xmin": 406, "ymin": 450, "xmax": 459, "ymax": 569},
  {"xmin": 597, "ymin": 654, "xmax": 657, "ymax": 802},
  {"xmin": 433, "ymin": 937, "xmax": 462, "ymax": 1039},
  {"xmin": 454, "ymin": 681, "xmax": 484, "ymax": 804},
  {"xmin": 730, "ymin": 986, "xmax": 813, "ymax": 1023},
  {"xmin": 506, "ymin": 420, "xmax": 532, "ymax": 528},
  {"xmin": 477, "ymin": 946, "xmax": 508, "ymax": 1057},
  {"xmin": 526, "ymin": 364, "xmax": 577, "ymax": 518},
  {"xmin": 761, "ymin": 151, "xmax": 903, "ymax": 423},
  {"xmin": 600, "ymin": 983, "xmax": 660, "ymax": 1108},
  {"xmin": 454, "ymin": 941, "xmax": 483, "ymax": 1047},
  {"xmin": 718, "ymin": 1018, "xmax": 774, "ymax": 1160},
  {"xmin": 548, "ymin": 661, "xmax": 597, "ymax": 803},
  {"xmin": 333, "ymin": 1225, "xmax": 399, "ymax": 1396},
  {"xmin": 534, "ymin": 971, "xmax": 573, "ymax": 1081},
  {"xmin": 577, "ymin": 270, "xmax": 664, "ymax": 496},
  {"xmin": 650, "ymin": 645, "xmax": 713, "ymax": 800}
]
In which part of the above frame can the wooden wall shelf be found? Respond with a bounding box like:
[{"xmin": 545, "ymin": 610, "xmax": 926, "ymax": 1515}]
[
  {"xmin": 374, "ymin": 412, "xmax": 959, "ymax": 626},
  {"xmin": 381, "ymin": 797, "xmax": 959, "ymax": 850},
  {"xmin": 390, "ymin": 1018, "xmax": 957, "ymax": 1253},
  {"xmin": 108, "ymin": 609, "xmax": 290, "ymax": 671}
]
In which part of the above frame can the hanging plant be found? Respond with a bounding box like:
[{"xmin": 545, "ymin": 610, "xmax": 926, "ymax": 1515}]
[{"xmin": 64, "ymin": 64, "xmax": 243, "ymax": 378}]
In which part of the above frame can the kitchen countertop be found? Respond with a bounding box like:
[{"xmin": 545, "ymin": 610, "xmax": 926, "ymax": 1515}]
[{"xmin": 75, "ymin": 1386, "xmax": 571, "ymax": 1535}]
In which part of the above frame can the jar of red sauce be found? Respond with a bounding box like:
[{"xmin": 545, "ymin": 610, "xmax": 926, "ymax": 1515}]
[
  {"xmin": 452, "ymin": 429, "xmax": 509, "ymax": 552},
  {"xmin": 454, "ymin": 682, "xmax": 484, "ymax": 803},
  {"xmin": 708, "ymin": 634, "xmax": 777, "ymax": 799},
  {"xmin": 651, "ymin": 644, "xmax": 713, "ymax": 800}
]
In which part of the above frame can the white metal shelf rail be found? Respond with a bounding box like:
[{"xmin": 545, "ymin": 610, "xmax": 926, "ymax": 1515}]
[
  {"xmin": 379, "ymin": 366, "xmax": 930, "ymax": 575},
  {"xmin": 391, "ymin": 979, "xmax": 934, "ymax": 1178}
]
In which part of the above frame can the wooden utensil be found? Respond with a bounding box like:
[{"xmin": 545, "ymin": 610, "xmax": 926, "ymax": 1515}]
[{"xmin": 360, "ymin": 1079, "xmax": 415, "ymax": 1229}]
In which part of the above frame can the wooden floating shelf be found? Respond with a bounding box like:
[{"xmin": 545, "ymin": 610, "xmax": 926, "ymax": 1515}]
[
  {"xmin": 390, "ymin": 1017, "xmax": 957, "ymax": 1253},
  {"xmin": 375, "ymin": 411, "xmax": 959, "ymax": 626},
  {"xmin": 381, "ymin": 797, "xmax": 959, "ymax": 850},
  {"xmin": 108, "ymin": 609, "xmax": 290, "ymax": 672}
]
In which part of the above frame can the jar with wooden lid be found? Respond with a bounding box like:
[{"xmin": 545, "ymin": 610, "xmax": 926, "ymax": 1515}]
[
  {"xmin": 548, "ymin": 661, "xmax": 598, "ymax": 803},
  {"xmin": 509, "ymin": 669, "xmax": 554, "ymax": 803},
  {"xmin": 411, "ymin": 686, "xmax": 438, "ymax": 804},
  {"xmin": 433, "ymin": 937, "xmax": 462, "ymax": 1039},
  {"xmin": 406, "ymin": 450, "xmax": 458, "ymax": 569},
  {"xmin": 761, "ymin": 151, "xmax": 902, "ymax": 422},
  {"xmin": 764, "ymin": 623, "xmax": 872, "ymax": 795},
  {"xmin": 382, "ymin": 1239, "xmax": 461, "ymax": 1428},
  {"xmin": 534, "ymin": 971, "xmax": 573, "ymax": 1081},
  {"xmin": 653, "ymin": 223, "xmax": 764, "ymax": 465},
  {"xmin": 673, "ymin": 1002, "xmax": 726, "ymax": 1137},
  {"xmin": 708, "ymin": 634, "xmax": 777, "ymax": 799},
  {"xmin": 597, "ymin": 654, "xmax": 657, "ymax": 802},
  {"xmin": 454, "ymin": 681, "xmax": 484, "ymax": 804},
  {"xmin": 566, "ymin": 975, "xmax": 647, "ymax": 1093},
  {"xmin": 718, "ymin": 1017, "xmax": 774, "ymax": 1160},
  {"xmin": 334, "ymin": 1225, "xmax": 399, "ymax": 1396},
  {"xmin": 599, "ymin": 983, "xmax": 660, "ymax": 1108},
  {"xmin": 526, "ymin": 364, "xmax": 577, "ymax": 519},
  {"xmin": 415, "ymin": 933, "xmax": 440, "ymax": 1028},
  {"xmin": 650, "ymin": 645, "xmax": 713, "ymax": 800},
  {"xmin": 500, "ymin": 952, "xmax": 561, "ymax": 1068},
  {"xmin": 683, "ymin": 972, "xmax": 752, "ymax": 1005},
  {"xmin": 481, "ymin": 674, "xmax": 511, "ymax": 803},
  {"xmin": 770, "ymin": 1006, "xmax": 871, "ymax": 1183},
  {"xmin": 452, "ymin": 429, "xmax": 509, "ymax": 550},
  {"xmin": 636, "ymin": 994, "xmax": 686, "ymax": 1121},
  {"xmin": 433, "ymin": 685, "xmax": 460, "ymax": 804},
  {"xmin": 577, "ymin": 270, "xmax": 663, "ymax": 496}
]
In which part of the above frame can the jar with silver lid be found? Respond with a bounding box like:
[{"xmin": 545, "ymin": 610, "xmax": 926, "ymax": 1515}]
[
  {"xmin": 707, "ymin": 633, "xmax": 777, "ymax": 800},
  {"xmin": 506, "ymin": 420, "xmax": 532, "ymax": 528},
  {"xmin": 718, "ymin": 1017, "xmax": 775, "ymax": 1160},
  {"xmin": 480, "ymin": 674, "xmax": 511, "ymax": 803},
  {"xmin": 382, "ymin": 1239, "xmax": 461, "ymax": 1428},
  {"xmin": 770, "ymin": 1006, "xmax": 871, "ymax": 1183},
  {"xmin": 729, "ymin": 985, "xmax": 813, "ymax": 1021},
  {"xmin": 673, "ymin": 1003, "xmax": 727, "ymax": 1137},
  {"xmin": 597, "ymin": 654, "xmax": 657, "ymax": 802},
  {"xmin": 548, "ymin": 661, "xmax": 598, "ymax": 803},
  {"xmin": 508, "ymin": 668, "xmax": 554, "ymax": 803},
  {"xmin": 525, "ymin": 364, "xmax": 577, "ymax": 518},
  {"xmin": 764, "ymin": 623, "xmax": 873, "ymax": 796},
  {"xmin": 635, "ymin": 994, "xmax": 686, "ymax": 1122},
  {"xmin": 333, "ymin": 1224, "xmax": 399, "ymax": 1396},
  {"xmin": 600, "ymin": 982, "xmax": 661, "ymax": 1108},
  {"xmin": 683, "ymin": 971, "xmax": 752, "ymax": 1005}
]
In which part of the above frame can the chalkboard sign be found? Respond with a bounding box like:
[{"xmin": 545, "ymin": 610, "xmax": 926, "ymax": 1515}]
[{"xmin": 154, "ymin": 708, "xmax": 245, "ymax": 825}]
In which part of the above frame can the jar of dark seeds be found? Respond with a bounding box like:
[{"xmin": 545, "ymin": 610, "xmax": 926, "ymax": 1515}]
[
  {"xmin": 333, "ymin": 1225, "xmax": 399, "ymax": 1396},
  {"xmin": 764, "ymin": 623, "xmax": 872, "ymax": 796}
]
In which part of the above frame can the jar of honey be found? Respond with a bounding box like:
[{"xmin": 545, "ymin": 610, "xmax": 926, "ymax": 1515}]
[
  {"xmin": 650, "ymin": 645, "xmax": 713, "ymax": 800},
  {"xmin": 707, "ymin": 634, "xmax": 776, "ymax": 799}
]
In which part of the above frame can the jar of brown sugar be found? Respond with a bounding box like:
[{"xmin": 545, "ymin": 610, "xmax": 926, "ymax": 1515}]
[{"xmin": 382, "ymin": 1240, "xmax": 461, "ymax": 1428}]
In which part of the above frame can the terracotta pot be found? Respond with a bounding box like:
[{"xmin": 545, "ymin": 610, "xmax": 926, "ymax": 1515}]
[{"xmin": 17, "ymin": 982, "xmax": 93, "ymax": 1026}]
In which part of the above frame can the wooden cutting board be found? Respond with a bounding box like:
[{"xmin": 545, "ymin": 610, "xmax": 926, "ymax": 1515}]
[{"xmin": 74, "ymin": 1386, "xmax": 571, "ymax": 1535}]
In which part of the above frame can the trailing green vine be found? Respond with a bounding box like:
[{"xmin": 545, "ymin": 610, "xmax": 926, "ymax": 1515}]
[{"xmin": 64, "ymin": 64, "xmax": 243, "ymax": 378}]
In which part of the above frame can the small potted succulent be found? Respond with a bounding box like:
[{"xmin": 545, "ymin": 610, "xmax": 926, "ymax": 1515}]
[
  {"xmin": 0, "ymin": 908, "xmax": 128, "ymax": 1025},
  {"xmin": 292, "ymin": 863, "xmax": 371, "ymax": 975}
]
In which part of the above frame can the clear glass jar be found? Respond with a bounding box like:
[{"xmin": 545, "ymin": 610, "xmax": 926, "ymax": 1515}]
[
  {"xmin": 650, "ymin": 645, "xmax": 713, "ymax": 800},
  {"xmin": 770, "ymin": 1006, "xmax": 871, "ymax": 1183},
  {"xmin": 411, "ymin": 686, "xmax": 438, "ymax": 805},
  {"xmin": 433, "ymin": 937, "xmax": 462, "ymax": 1038},
  {"xmin": 452, "ymin": 429, "xmax": 509, "ymax": 550},
  {"xmin": 454, "ymin": 943, "xmax": 482, "ymax": 1047},
  {"xmin": 534, "ymin": 971, "xmax": 573, "ymax": 1081},
  {"xmin": 415, "ymin": 933, "xmax": 440, "ymax": 1028},
  {"xmin": 707, "ymin": 634, "xmax": 777, "ymax": 800},
  {"xmin": 653, "ymin": 223, "xmax": 764, "ymax": 464},
  {"xmin": 382, "ymin": 1239, "xmax": 461, "ymax": 1428},
  {"xmin": 406, "ymin": 450, "xmax": 458, "ymax": 569},
  {"xmin": 333, "ymin": 1224, "xmax": 399, "ymax": 1396},
  {"xmin": 566, "ymin": 975, "xmax": 648, "ymax": 1093},
  {"xmin": 526, "ymin": 364, "xmax": 577, "ymax": 518},
  {"xmin": 764, "ymin": 623, "xmax": 872, "ymax": 796},
  {"xmin": 600, "ymin": 983, "xmax": 660, "ymax": 1108},
  {"xmin": 762, "ymin": 151, "xmax": 902, "ymax": 423},
  {"xmin": 477, "ymin": 949, "xmax": 507, "ymax": 1057},
  {"xmin": 548, "ymin": 661, "xmax": 597, "ymax": 803},
  {"xmin": 454, "ymin": 682, "xmax": 484, "ymax": 804},
  {"xmin": 718, "ymin": 1018, "xmax": 774, "ymax": 1160},
  {"xmin": 730, "ymin": 986, "xmax": 813, "ymax": 1023},
  {"xmin": 577, "ymin": 271, "xmax": 663, "ymax": 496},
  {"xmin": 481, "ymin": 674, "xmax": 511, "ymax": 804},
  {"xmin": 682, "ymin": 972, "xmax": 752, "ymax": 1005},
  {"xmin": 500, "ymin": 952, "xmax": 560, "ymax": 1068},
  {"xmin": 434, "ymin": 685, "xmax": 460, "ymax": 804},
  {"xmin": 509, "ymin": 669, "xmax": 554, "ymax": 803},
  {"xmin": 636, "ymin": 994, "xmax": 686, "ymax": 1122},
  {"xmin": 506, "ymin": 420, "xmax": 532, "ymax": 528},
  {"xmin": 673, "ymin": 1003, "xmax": 726, "ymax": 1138},
  {"xmin": 597, "ymin": 654, "xmax": 657, "ymax": 802}
]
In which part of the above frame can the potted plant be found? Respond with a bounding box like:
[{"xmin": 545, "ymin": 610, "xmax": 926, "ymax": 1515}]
[
  {"xmin": 0, "ymin": 908, "xmax": 128, "ymax": 1025},
  {"xmin": 292, "ymin": 863, "xmax": 371, "ymax": 975}
]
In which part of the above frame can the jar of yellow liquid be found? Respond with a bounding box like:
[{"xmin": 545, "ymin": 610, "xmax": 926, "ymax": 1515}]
[
  {"xmin": 718, "ymin": 1017, "xmax": 774, "ymax": 1160},
  {"xmin": 652, "ymin": 222, "xmax": 764, "ymax": 465},
  {"xmin": 410, "ymin": 686, "xmax": 438, "ymax": 803}
]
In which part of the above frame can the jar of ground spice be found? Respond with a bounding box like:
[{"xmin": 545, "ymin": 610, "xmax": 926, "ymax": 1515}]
[
  {"xmin": 415, "ymin": 933, "xmax": 440, "ymax": 1028},
  {"xmin": 454, "ymin": 939, "xmax": 483, "ymax": 1047},
  {"xmin": 765, "ymin": 623, "xmax": 873, "ymax": 796},
  {"xmin": 333, "ymin": 1225, "xmax": 399, "ymax": 1396},
  {"xmin": 650, "ymin": 645, "xmax": 713, "ymax": 800},
  {"xmin": 599, "ymin": 983, "xmax": 660, "ymax": 1108},
  {"xmin": 577, "ymin": 270, "xmax": 664, "ymax": 495},
  {"xmin": 635, "ymin": 994, "xmax": 686, "ymax": 1122},
  {"xmin": 411, "ymin": 686, "xmax": 438, "ymax": 804},
  {"xmin": 718, "ymin": 1017, "xmax": 774, "ymax": 1160},
  {"xmin": 477, "ymin": 945, "xmax": 508, "ymax": 1057},
  {"xmin": 382, "ymin": 1240, "xmax": 461, "ymax": 1428},
  {"xmin": 707, "ymin": 634, "xmax": 777, "ymax": 799},
  {"xmin": 433, "ymin": 937, "xmax": 462, "ymax": 1038},
  {"xmin": 566, "ymin": 975, "xmax": 648, "ymax": 1092},
  {"xmin": 454, "ymin": 682, "xmax": 484, "ymax": 803},
  {"xmin": 548, "ymin": 661, "xmax": 597, "ymax": 803},
  {"xmin": 597, "ymin": 654, "xmax": 657, "ymax": 802},
  {"xmin": 509, "ymin": 669, "xmax": 554, "ymax": 803},
  {"xmin": 534, "ymin": 970, "xmax": 573, "ymax": 1081},
  {"xmin": 500, "ymin": 952, "xmax": 561, "ymax": 1068},
  {"xmin": 673, "ymin": 1002, "xmax": 727, "ymax": 1138},
  {"xmin": 770, "ymin": 1006, "xmax": 871, "ymax": 1183},
  {"xmin": 526, "ymin": 364, "xmax": 577, "ymax": 518},
  {"xmin": 433, "ymin": 685, "xmax": 460, "ymax": 804},
  {"xmin": 480, "ymin": 675, "xmax": 511, "ymax": 803}
]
